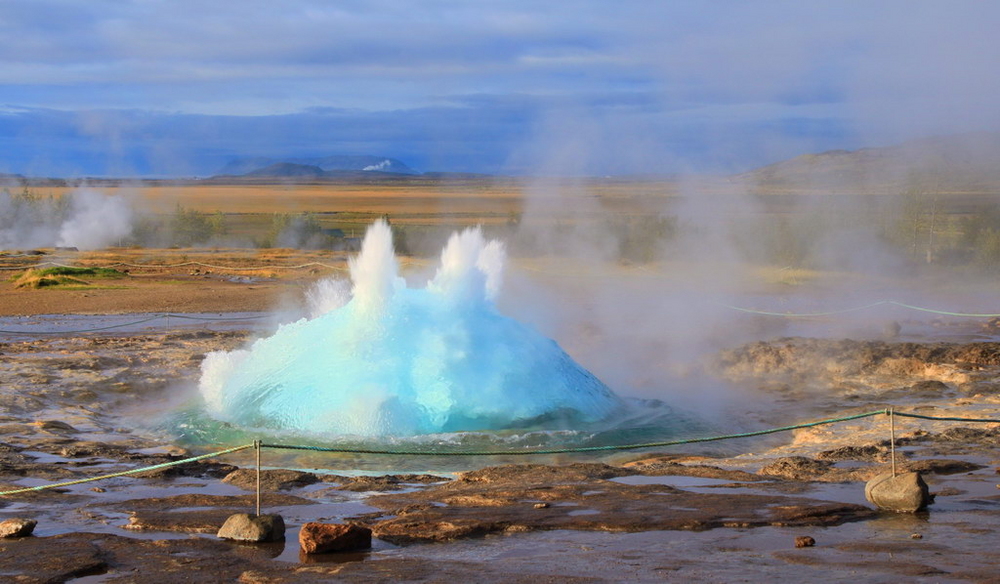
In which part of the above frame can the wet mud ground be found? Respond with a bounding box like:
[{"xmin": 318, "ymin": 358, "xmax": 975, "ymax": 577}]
[{"xmin": 1, "ymin": 316, "xmax": 1000, "ymax": 582}]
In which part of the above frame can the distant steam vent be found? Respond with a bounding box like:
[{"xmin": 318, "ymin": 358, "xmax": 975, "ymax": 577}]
[{"xmin": 217, "ymin": 155, "xmax": 417, "ymax": 177}]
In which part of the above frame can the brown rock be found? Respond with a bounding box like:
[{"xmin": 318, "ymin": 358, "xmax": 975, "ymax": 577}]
[
  {"xmin": 217, "ymin": 513, "xmax": 285, "ymax": 542},
  {"xmin": 222, "ymin": 468, "xmax": 319, "ymax": 491},
  {"xmin": 299, "ymin": 522, "xmax": 372, "ymax": 554},
  {"xmin": 795, "ymin": 535, "xmax": 815, "ymax": 548},
  {"xmin": 865, "ymin": 471, "xmax": 931, "ymax": 512},
  {"xmin": 0, "ymin": 518, "xmax": 36, "ymax": 538},
  {"xmin": 758, "ymin": 457, "xmax": 833, "ymax": 481}
]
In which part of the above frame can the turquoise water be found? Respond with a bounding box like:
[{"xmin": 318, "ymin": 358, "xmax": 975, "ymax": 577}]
[{"xmin": 197, "ymin": 222, "xmax": 622, "ymax": 439}]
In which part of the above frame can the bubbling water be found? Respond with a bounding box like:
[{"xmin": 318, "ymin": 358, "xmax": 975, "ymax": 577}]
[{"xmin": 198, "ymin": 221, "xmax": 622, "ymax": 437}]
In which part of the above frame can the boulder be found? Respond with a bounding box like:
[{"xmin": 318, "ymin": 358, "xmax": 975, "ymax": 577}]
[
  {"xmin": 0, "ymin": 518, "xmax": 36, "ymax": 538},
  {"xmin": 865, "ymin": 472, "xmax": 931, "ymax": 512},
  {"xmin": 217, "ymin": 513, "xmax": 285, "ymax": 542},
  {"xmin": 299, "ymin": 522, "xmax": 372, "ymax": 554}
]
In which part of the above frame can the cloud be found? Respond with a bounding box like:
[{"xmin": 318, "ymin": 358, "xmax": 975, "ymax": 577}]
[{"xmin": 0, "ymin": 1, "xmax": 998, "ymax": 175}]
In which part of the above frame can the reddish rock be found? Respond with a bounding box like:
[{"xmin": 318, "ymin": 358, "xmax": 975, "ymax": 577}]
[
  {"xmin": 795, "ymin": 536, "xmax": 816, "ymax": 548},
  {"xmin": 299, "ymin": 522, "xmax": 372, "ymax": 554}
]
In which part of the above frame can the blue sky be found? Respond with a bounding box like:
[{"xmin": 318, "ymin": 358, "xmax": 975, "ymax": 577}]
[{"xmin": 1, "ymin": 1, "xmax": 998, "ymax": 177}]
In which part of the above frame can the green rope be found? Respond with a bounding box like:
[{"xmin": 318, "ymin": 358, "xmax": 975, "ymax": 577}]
[
  {"xmin": 0, "ymin": 313, "xmax": 269, "ymax": 335},
  {"xmin": 890, "ymin": 411, "xmax": 1000, "ymax": 424},
  {"xmin": 261, "ymin": 410, "xmax": 887, "ymax": 456},
  {"xmin": 0, "ymin": 316, "xmax": 164, "ymax": 335},
  {"xmin": 884, "ymin": 301, "xmax": 1000, "ymax": 318},
  {"xmin": 717, "ymin": 301, "xmax": 889, "ymax": 318},
  {"xmin": 718, "ymin": 299, "xmax": 1000, "ymax": 319},
  {"xmin": 1, "ymin": 409, "xmax": 996, "ymax": 496},
  {"xmin": 0, "ymin": 444, "xmax": 254, "ymax": 496}
]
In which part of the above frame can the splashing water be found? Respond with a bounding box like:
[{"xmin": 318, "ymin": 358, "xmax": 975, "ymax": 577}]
[{"xmin": 199, "ymin": 221, "xmax": 622, "ymax": 437}]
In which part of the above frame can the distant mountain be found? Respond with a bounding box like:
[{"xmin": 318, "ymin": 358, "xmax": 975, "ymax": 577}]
[
  {"xmin": 243, "ymin": 163, "xmax": 326, "ymax": 178},
  {"xmin": 0, "ymin": 172, "xmax": 25, "ymax": 185},
  {"xmin": 218, "ymin": 155, "xmax": 417, "ymax": 176},
  {"xmin": 736, "ymin": 132, "xmax": 1000, "ymax": 193}
]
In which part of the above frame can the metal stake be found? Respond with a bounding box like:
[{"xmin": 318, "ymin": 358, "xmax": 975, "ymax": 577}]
[
  {"xmin": 889, "ymin": 409, "xmax": 896, "ymax": 477},
  {"xmin": 255, "ymin": 439, "xmax": 261, "ymax": 516}
]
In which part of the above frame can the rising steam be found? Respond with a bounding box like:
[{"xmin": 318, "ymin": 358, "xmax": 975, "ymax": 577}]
[{"xmin": 0, "ymin": 188, "xmax": 133, "ymax": 250}]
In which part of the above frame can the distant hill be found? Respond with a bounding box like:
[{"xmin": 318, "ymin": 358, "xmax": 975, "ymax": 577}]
[
  {"xmin": 736, "ymin": 132, "xmax": 1000, "ymax": 194},
  {"xmin": 242, "ymin": 163, "xmax": 326, "ymax": 178},
  {"xmin": 0, "ymin": 173, "xmax": 25, "ymax": 185},
  {"xmin": 218, "ymin": 155, "xmax": 417, "ymax": 177}
]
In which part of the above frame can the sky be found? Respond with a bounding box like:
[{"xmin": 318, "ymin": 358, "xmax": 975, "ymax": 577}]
[{"xmin": 1, "ymin": 1, "xmax": 999, "ymax": 177}]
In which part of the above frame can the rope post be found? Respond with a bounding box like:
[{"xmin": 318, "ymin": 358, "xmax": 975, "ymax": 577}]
[
  {"xmin": 889, "ymin": 408, "xmax": 897, "ymax": 477},
  {"xmin": 254, "ymin": 439, "xmax": 261, "ymax": 517}
]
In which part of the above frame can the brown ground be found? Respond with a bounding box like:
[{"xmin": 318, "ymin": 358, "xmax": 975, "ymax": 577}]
[{"xmin": 0, "ymin": 248, "xmax": 354, "ymax": 316}]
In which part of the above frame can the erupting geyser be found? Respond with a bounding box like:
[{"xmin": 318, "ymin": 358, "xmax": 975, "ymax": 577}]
[{"xmin": 199, "ymin": 221, "xmax": 621, "ymax": 437}]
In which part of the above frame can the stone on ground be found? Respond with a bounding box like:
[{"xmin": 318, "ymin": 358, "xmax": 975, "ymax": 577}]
[
  {"xmin": 217, "ymin": 513, "xmax": 285, "ymax": 542},
  {"xmin": 0, "ymin": 518, "xmax": 37, "ymax": 538},
  {"xmin": 864, "ymin": 471, "xmax": 931, "ymax": 512}
]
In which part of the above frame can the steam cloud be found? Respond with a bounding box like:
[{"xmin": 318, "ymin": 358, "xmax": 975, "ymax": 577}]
[{"xmin": 0, "ymin": 188, "xmax": 134, "ymax": 251}]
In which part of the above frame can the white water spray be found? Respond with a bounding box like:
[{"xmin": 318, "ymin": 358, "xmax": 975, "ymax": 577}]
[{"xmin": 199, "ymin": 220, "xmax": 621, "ymax": 437}]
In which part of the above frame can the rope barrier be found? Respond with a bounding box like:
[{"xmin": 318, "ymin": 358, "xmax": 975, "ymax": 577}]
[
  {"xmin": 717, "ymin": 301, "xmax": 891, "ymax": 318},
  {"xmin": 260, "ymin": 410, "xmax": 888, "ymax": 456},
  {"xmin": 0, "ymin": 408, "xmax": 995, "ymax": 497},
  {"xmin": 0, "ymin": 313, "xmax": 271, "ymax": 335},
  {"xmin": 891, "ymin": 411, "xmax": 1000, "ymax": 424},
  {"xmin": 0, "ymin": 444, "xmax": 254, "ymax": 496}
]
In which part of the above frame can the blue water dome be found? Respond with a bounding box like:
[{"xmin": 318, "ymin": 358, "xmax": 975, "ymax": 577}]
[{"xmin": 199, "ymin": 221, "xmax": 621, "ymax": 437}]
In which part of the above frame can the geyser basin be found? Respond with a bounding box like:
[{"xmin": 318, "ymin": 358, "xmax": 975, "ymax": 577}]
[{"xmin": 199, "ymin": 221, "xmax": 622, "ymax": 437}]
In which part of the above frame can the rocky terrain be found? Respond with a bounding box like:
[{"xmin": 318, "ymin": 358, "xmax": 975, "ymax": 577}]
[{"xmin": 1, "ymin": 325, "xmax": 999, "ymax": 582}]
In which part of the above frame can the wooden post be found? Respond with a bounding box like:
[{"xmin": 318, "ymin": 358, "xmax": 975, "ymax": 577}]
[
  {"xmin": 255, "ymin": 440, "xmax": 261, "ymax": 516},
  {"xmin": 889, "ymin": 409, "xmax": 896, "ymax": 477}
]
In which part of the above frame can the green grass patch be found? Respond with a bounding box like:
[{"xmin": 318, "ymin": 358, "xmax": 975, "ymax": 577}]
[
  {"xmin": 12, "ymin": 266, "xmax": 128, "ymax": 289},
  {"xmin": 33, "ymin": 266, "xmax": 126, "ymax": 279}
]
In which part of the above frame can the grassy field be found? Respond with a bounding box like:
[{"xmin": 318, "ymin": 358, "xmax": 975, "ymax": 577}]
[{"xmin": 6, "ymin": 170, "xmax": 1000, "ymax": 272}]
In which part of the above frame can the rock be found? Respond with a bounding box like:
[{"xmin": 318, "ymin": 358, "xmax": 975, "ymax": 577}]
[
  {"xmin": 0, "ymin": 518, "xmax": 36, "ymax": 538},
  {"xmin": 222, "ymin": 468, "xmax": 319, "ymax": 491},
  {"xmin": 911, "ymin": 533, "xmax": 923, "ymax": 539},
  {"xmin": 0, "ymin": 532, "xmax": 106, "ymax": 581},
  {"xmin": 908, "ymin": 380, "xmax": 950, "ymax": 397},
  {"xmin": 533, "ymin": 503, "xmax": 550, "ymax": 509},
  {"xmin": 865, "ymin": 472, "xmax": 931, "ymax": 512},
  {"xmin": 883, "ymin": 321, "xmax": 901, "ymax": 338},
  {"xmin": 817, "ymin": 444, "xmax": 888, "ymax": 462},
  {"xmin": 322, "ymin": 473, "xmax": 446, "ymax": 492},
  {"xmin": 794, "ymin": 536, "xmax": 815, "ymax": 548},
  {"xmin": 217, "ymin": 513, "xmax": 285, "ymax": 542},
  {"xmin": 299, "ymin": 522, "xmax": 372, "ymax": 554},
  {"xmin": 36, "ymin": 420, "xmax": 77, "ymax": 434},
  {"xmin": 758, "ymin": 457, "xmax": 833, "ymax": 481}
]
